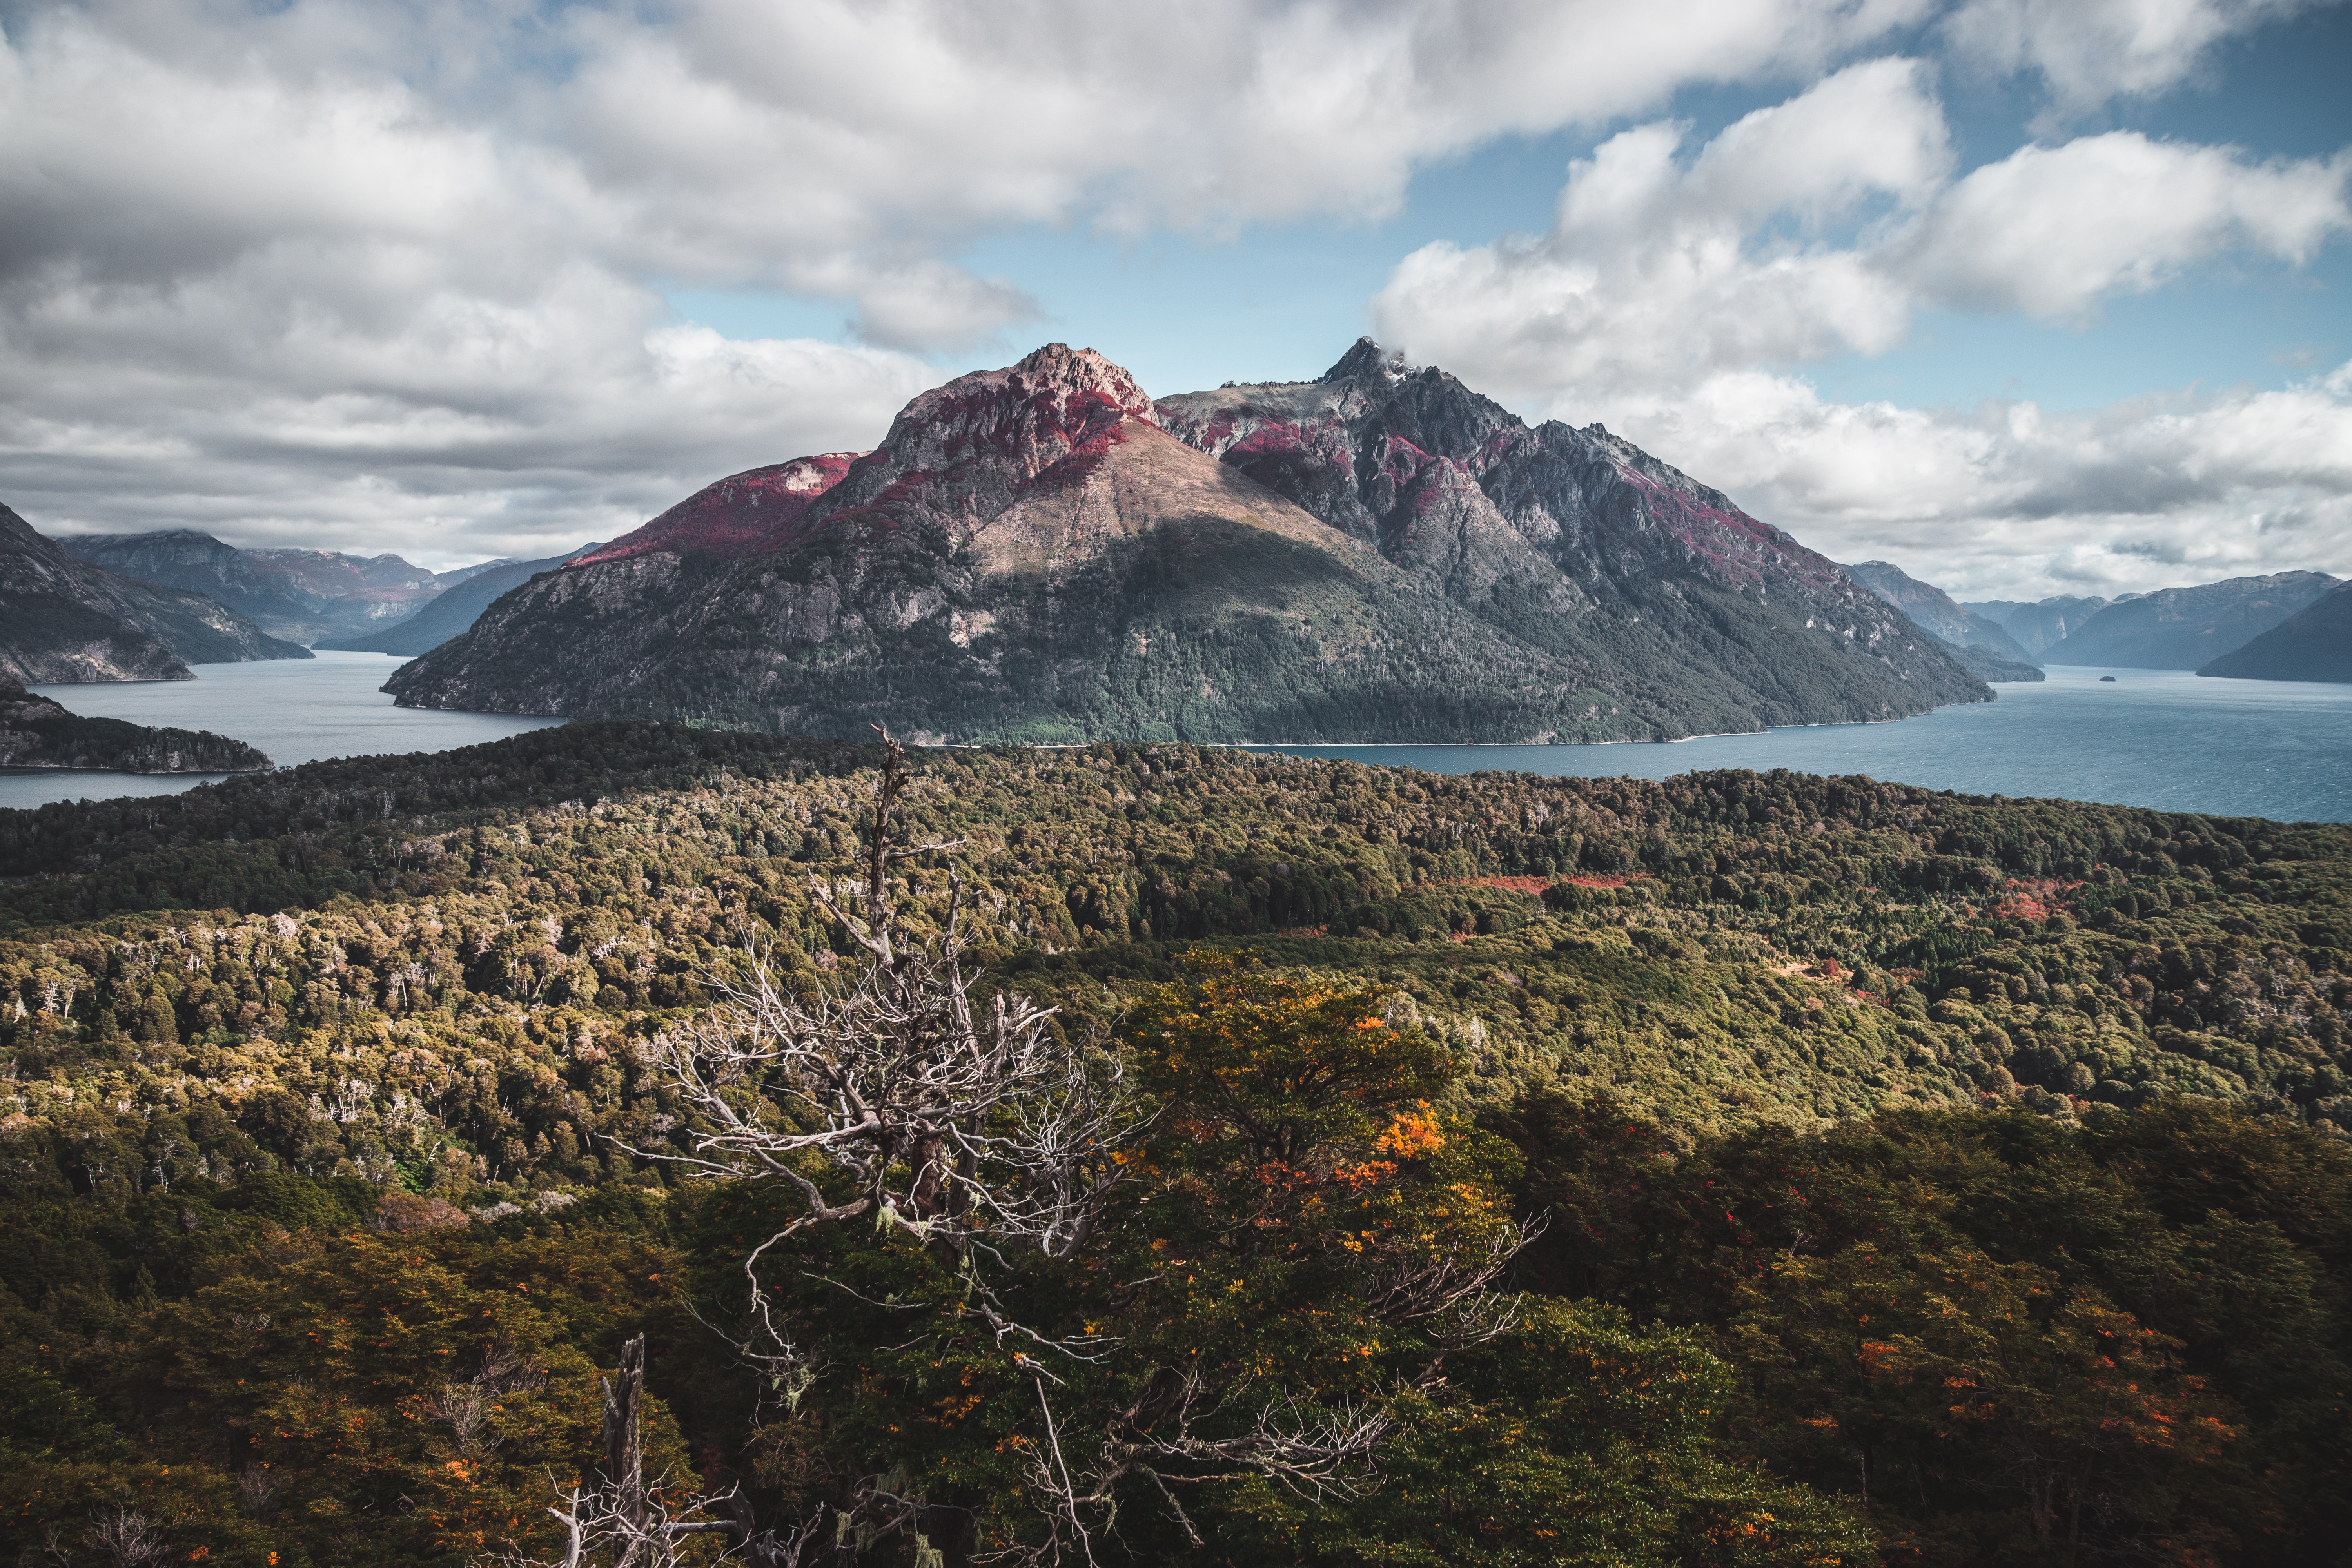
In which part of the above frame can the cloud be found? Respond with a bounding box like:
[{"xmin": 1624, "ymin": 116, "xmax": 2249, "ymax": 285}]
[
  {"xmin": 1373, "ymin": 60, "xmax": 1949, "ymax": 397},
  {"xmin": 1375, "ymin": 64, "xmax": 2350, "ymax": 401},
  {"xmin": 0, "ymin": 0, "xmax": 1953, "ymax": 560},
  {"xmin": 1602, "ymin": 364, "xmax": 2352, "ymax": 597},
  {"xmin": 1941, "ymin": 0, "xmax": 2329, "ymax": 119},
  {"xmin": 0, "ymin": 0, "xmax": 2337, "ymax": 568},
  {"xmin": 1369, "ymin": 61, "xmax": 2352, "ymax": 596},
  {"xmin": 1893, "ymin": 134, "xmax": 2352, "ymax": 317}
]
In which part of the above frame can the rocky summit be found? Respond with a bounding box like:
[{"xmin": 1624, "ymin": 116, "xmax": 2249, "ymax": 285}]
[{"xmin": 386, "ymin": 342, "xmax": 1987, "ymax": 742}]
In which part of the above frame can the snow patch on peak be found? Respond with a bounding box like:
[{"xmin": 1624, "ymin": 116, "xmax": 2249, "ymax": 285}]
[{"xmin": 1320, "ymin": 337, "xmax": 1412, "ymax": 384}]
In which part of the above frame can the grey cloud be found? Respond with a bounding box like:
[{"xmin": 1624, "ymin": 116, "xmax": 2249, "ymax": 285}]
[{"xmin": 0, "ymin": 0, "xmax": 2334, "ymax": 569}]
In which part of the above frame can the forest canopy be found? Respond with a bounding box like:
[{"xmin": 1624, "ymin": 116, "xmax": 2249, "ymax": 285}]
[{"xmin": 1, "ymin": 722, "xmax": 2346, "ymax": 1566}]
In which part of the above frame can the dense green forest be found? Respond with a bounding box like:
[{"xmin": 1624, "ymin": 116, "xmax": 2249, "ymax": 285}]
[
  {"xmin": 0, "ymin": 677, "xmax": 272, "ymax": 775},
  {"xmin": 1, "ymin": 724, "xmax": 2346, "ymax": 1566}
]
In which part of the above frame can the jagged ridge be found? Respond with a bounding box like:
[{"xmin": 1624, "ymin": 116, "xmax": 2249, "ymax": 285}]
[{"xmin": 387, "ymin": 341, "xmax": 1989, "ymax": 743}]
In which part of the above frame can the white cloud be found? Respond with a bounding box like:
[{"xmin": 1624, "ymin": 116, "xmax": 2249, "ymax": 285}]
[
  {"xmin": 1942, "ymin": 0, "xmax": 2328, "ymax": 119},
  {"xmin": 0, "ymin": 0, "xmax": 2337, "ymax": 569},
  {"xmin": 1376, "ymin": 65, "xmax": 2351, "ymax": 401},
  {"xmin": 1374, "ymin": 60, "xmax": 1948, "ymax": 398},
  {"xmin": 1893, "ymin": 134, "xmax": 2352, "ymax": 317},
  {"xmin": 1370, "ymin": 59, "xmax": 2352, "ymax": 597},
  {"xmin": 0, "ymin": 0, "xmax": 1950, "ymax": 559},
  {"xmin": 1600, "ymin": 365, "xmax": 2352, "ymax": 597}
]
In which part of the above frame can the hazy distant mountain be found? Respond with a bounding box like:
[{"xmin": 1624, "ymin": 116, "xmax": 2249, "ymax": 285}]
[
  {"xmin": 319, "ymin": 543, "xmax": 604, "ymax": 656},
  {"xmin": 0, "ymin": 676, "xmax": 272, "ymax": 772},
  {"xmin": 1961, "ymin": 595, "xmax": 2109, "ymax": 656},
  {"xmin": 2, "ymin": 504, "xmax": 310, "ymax": 682},
  {"xmin": 2045, "ymin": 573, "xmax": 2339, "ymax": 668},
  {"xmin": 2197, "ymin": 581, "xmax": 2352, "ymax": 684},
  {"xmin": 1840, "ymin": 561, "xmax": 2042, "ymax": 682},
  {"xmin": 387, "ymin": 341, "xmax": 1985, "ymax": 742},
  {"xmin": 60, "ymin": 531, "xmax": 476, "ymax": 645}
]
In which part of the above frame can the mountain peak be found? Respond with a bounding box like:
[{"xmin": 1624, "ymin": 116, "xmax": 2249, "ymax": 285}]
[
  {"xmin": 1320, "ymin": 337, "xmax": 1411, "ymax": 383},
  {"xmin": 1011, "ymin": 341, "xmax": 1150, "ymax": 398}
]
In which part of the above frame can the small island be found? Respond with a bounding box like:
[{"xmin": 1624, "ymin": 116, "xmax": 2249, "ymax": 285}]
[{"xmin": 0, "ymin": 677, "xmax": 273, "ymax": 774}]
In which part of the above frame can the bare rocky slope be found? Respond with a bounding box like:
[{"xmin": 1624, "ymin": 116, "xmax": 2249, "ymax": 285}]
[
  {"xmin": 1840, "ymin": 560, "xmax": 2043, "ymax": 682},
  {"xmin": 1, "ymin": 504, "xmax": 310, "ymax": 682},
  {"xmin": 386, "ymin": 342, "xmax": 1987, "ymax": 742},
  {"xmin": 320, "ymin": 542, "xmax": 603, "ymax": 656},
  {"xmin": 1962, "ymin": 594, "xmax": 2109, "ymax": 656}
]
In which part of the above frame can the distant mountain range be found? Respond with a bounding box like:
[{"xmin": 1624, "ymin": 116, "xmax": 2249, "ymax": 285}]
[
  {"xmin": 2034, "ymin": 573, "xmax": 2339, "ymax": 669},
  {"xmin": 56, "ymin": 531, "xmax": 486, "ymax": 646},
  {"xmin": 1960, "ymin": 595, "xmax": 2109, "ymax": 657},
  {"xmin": 1, "ymin": 503, "xmax": 309, "ymax": 682},
  {"xmin": 2198, "ymin": 581, "xmax": 2352, "ymax": 683},
  {"xmin": 319, "ymin": 543, "xmax": 603, "ymax": 656},
  {"xmin": 385, "ymin": 341, "xmax": 1989, "ymax": 743},
  {"xmin": 1840, "ymin": 561, "xmax": 2043, "ymax": 682}
]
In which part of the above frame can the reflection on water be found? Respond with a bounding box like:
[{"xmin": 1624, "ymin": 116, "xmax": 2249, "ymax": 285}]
[{"xmin": 3, "ymin": 651, "xmax": 563, "ymax": 812}]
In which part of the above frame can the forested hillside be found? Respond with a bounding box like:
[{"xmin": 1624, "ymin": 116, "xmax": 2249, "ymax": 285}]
[{"xmin": 2, "ymin": 724, "xmax": 2347, "ymax": 1566}]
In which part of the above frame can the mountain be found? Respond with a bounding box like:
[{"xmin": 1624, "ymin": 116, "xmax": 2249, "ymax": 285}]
[
  {"xmin": 2196, "ymin": 580, "xmax": 2352, "ymax": 683},
  {"xmin": 574, "ymin": 456, "xmax": 865, "ymax": 565},
  {"xmin": 58, "ymin": 532, "xmax": 467, "ymax": 644},
  {"xmin": 1839, "ymin": 561, "xmax": 2042, "ymax": 682},
  {"xmin": 1150, "ymin": 341, "xmax": 1986, "ymax": 725},
  {"xmin": 1961, "ymin": 595, "xmax": 2108, "ymax": 656},
  {"xmin": 2044, "ymin": 572, "xmax": 2339, "ymax": 668},
  {"xmin": 0, "ymin": 676, "xmax": 272, "ymax": 773},
  {"xmin": 386, "ymin": 342, "xmax": 1987, "ymax": 743},
  {"xmin": 1, "ymin": 504, "xmax": 311, "ymax": 682},
  {"xmin": 318, "ymin": 542, "xmax": 605, "ymax": 656}
]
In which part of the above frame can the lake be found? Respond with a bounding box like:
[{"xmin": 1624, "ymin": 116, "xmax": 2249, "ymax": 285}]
[
  {"xmin": 1262, "ymin": 666, "xmax": 2352, "ymax": 824},
  {"xmin": 4, "ymin": 659, "xmax": 2348, "ymax": 824},
  {"xmin": 3, "ymin": 651, "xmax": 563, "ymax": 811}
]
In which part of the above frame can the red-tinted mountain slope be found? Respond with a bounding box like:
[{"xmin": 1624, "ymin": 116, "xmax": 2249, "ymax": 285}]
[
  {"xmin": 386, "ymin": 343, "xmax": 1987, "ymax": 744},
  {"xmin": 1154, "ymin": 340, "xmax": 1985, "ymax": 723},
  {"xmin": 578, "ymin": 454, "xmax": 866, "ymax": 566}
]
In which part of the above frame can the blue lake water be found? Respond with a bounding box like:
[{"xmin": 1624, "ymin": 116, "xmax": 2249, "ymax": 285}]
[
  {"xmin": 2, "ymin": 651, "xmax": 563, "ymax": 812},
  {"xmin": 1264, "ymin": 667, "xmax": 2352, "ymax": 825},
  {"xmin": 3, "ymin": 658, "xmax": 2347, "ymax": 824}
]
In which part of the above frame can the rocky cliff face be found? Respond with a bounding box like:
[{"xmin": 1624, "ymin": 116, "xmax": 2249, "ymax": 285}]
[
  {"xmin": 1840, "ymin": 561, "xmax": 2042, "ymax": 681},
  {"xmin": 2047, "ymin": 572, "xmax": 2340, "ymax": 669},
  {"xmin": 1154, "ymin": 341, "xmax": 1989, "ymax": 724},
  {"xmin": 1962, "ymin": 596, "xmax": 2109, "ymax": 657},
  {"xmin": 388, "ymin": 341, "xmax": 1989, "ymax": 743},
  {"xmin": 574, "ymin": 456, "xmax": 864, "ymax": 566},
  {"xmin": 2198, "ymin": 582, "xmax": 2352, "ymax": 684},
  {"xmin": 2, "ymin": 505, "xmax": 310, "ymax": 682}
]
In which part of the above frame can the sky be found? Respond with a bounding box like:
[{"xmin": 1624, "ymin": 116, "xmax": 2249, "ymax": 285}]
[{"xmin": 2, "ymin": 0, "xmax": 2349, "ymax": 601}]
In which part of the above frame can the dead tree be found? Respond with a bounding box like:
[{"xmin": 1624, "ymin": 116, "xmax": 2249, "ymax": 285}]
[
  {"xmin": 486, "ymin": 1335, "xmax": 815, "ymax": 1568},
  {"xmin": 646, "ymin": 731, "xmax": 1142, "ymax": 1376},
  {"xmin": 629, "ymin": 731, "xmax": 1528, "ymax": 1567}
]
